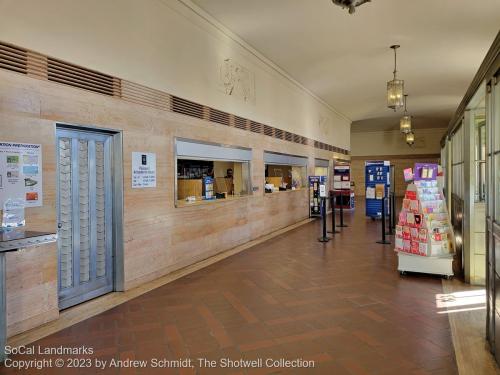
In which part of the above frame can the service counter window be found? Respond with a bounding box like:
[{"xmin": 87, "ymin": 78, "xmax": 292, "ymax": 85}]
[
  {"xmin": 264, "ymin": 151, "xmax": 307, "ymax": 193},
  {"xmin": 176, "ymin": 139, "xmax": 251, "ymax": 206}
]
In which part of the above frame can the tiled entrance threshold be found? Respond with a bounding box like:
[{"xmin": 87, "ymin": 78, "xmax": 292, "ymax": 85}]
[{"xmin": 1, "ymin": 203, "xmax": 486, "ymax": 375}]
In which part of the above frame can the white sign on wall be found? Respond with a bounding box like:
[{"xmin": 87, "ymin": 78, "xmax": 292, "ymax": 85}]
[
  {"xmin": 132, "ymin": 152, "xmax": 156, "ymax": 188},
  {"xmin": 0, "ymin": 142, "xmax": 43, "ymax": 207},
  {"xmin": 319, "ymin": 184, "xmax": 327, "ymax": 198}
]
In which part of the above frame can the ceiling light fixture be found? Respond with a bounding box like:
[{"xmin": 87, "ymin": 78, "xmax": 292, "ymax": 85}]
[
  {"xmin": 400, "ymin": 94, "xmax": 412, "ymax": 134},
  {"xmin": 331, "ymin": 0, "xmax": 371, "ymax": 14},
  {"xmin": 406, "ymin": 131, "xmax": 415, "ymax": 146},
  {"xmin": 387, "ymin": 45, "xmax": 404, "ymax": 111}
]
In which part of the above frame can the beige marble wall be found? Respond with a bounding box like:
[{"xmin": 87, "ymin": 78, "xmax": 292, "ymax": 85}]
[{"xmin": 0, "ymin": 70, "xmax": 336, "ymax": 337}]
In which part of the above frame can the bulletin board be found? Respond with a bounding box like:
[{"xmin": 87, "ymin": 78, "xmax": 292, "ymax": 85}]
[{"xmin": 0, "ymin": 142, "xmax": 43, "ymax": 207}]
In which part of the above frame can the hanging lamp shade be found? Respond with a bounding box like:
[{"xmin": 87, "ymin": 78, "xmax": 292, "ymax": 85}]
[
  {"xmin": 406, "ymin": 131, "xmax": 415, "ymax": 146},
  {"xmin": 400, "ymin": 94, "xmax": 412, "ymax": 134},
  {"xmin": 400, "ymin": 115, "xmax": 411, "ymax": 133},
  {"xmin": 387, "ymin": 45, "xmax": 404, "ymax": 111},
  {"xmin": 387, "ymin": 79, "xmax": 404, "ymax": 110}
]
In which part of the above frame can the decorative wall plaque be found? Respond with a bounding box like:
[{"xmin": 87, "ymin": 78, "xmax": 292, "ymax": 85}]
[{"xmin": 219, "ymin": 58, "xmax": 255, "ymax": 104}]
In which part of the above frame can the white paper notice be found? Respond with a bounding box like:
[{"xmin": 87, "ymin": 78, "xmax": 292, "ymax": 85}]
[
  {"xmin": 366, "ymin": 187, "xmax": 375, "ymax": 199},
  {"xmin": 319, "ymin": 184, "xmax": 326, "ymax": 198},
  {"xmin": 132, "ymin": 152, "xmax": 156, "ymax": 188},
  {"xmin": 0, "ymin": 142, "xmax": 43, "ymax": 207}
]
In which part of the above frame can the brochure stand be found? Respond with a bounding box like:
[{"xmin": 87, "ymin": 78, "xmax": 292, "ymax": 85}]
[
  {"xmin": 202, "ymin": 176, "xmax": 215, "ymax": 200},
  {"xmin": 395, "ymin": 163, "xmax": 455, "ymax": 278},
  {"xmin": 309, "ymin": 176, "xmax": 326, "ymax": 218}
]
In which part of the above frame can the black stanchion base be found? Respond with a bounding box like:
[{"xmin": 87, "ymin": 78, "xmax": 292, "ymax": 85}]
[
  {"xmin": 318, "ymin": 237, "xmax": 331, "ymax": 243},
  {"xmin": 328, "ymin": 230, "xmax": 340, "ymax": 234},
  {"xmin": 376, "ymin": 240, "xmax": 391, "ymax": 244}
]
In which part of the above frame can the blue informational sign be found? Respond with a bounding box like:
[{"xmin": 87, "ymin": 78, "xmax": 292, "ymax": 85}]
[{"xmin": 365, "ymin": 161, "xmax": 390, "ymax": 218}]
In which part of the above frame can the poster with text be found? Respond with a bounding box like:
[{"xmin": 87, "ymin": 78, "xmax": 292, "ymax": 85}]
[
  {"xmin": 132, "ymin": 152, "xmax": 156, "ymax": 188},
  {"xmin": 0, "ymin": 142, "xmax": 43, "ymax": 207}
]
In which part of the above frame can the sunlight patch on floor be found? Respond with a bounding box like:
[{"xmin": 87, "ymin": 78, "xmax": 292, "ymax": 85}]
[{"xmin": 436, "ymin": 289, "xmax": 486, "ymax": 314}]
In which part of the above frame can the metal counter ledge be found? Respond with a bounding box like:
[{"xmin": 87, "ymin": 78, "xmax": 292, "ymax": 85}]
[{"xmin": 0, "ymin": 229, "xmax": 57, "ymax": 362}]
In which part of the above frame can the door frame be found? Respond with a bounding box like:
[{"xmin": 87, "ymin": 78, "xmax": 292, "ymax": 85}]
[
  {"xmin": 55, "ymin": 123, "xmax": 124, "ymax": 309},
  {"xmin": 486, "ymin": 64, "xmax": 499, "ymax": 359}
]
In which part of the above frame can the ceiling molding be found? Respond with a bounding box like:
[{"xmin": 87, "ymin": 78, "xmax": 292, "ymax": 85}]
[
  {"xmin": 351, "ymin": 154, "xmax": 440, "ymax": 160},
  {"xmin": 190, "ymin": 1, "xmax": 500, "ymax": 127},
  {"xmin": 172, "ymin": 0, "xmax": 352, "ymax": 123},
  {"xmin": 352, "ymin": 126, "xmax": 447, "ymax": 135}
]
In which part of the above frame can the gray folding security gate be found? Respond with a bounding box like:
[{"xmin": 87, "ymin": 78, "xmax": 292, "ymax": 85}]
[{"xmin": 56, "ymin": 127, "xmax": 114, "ymax": 309}]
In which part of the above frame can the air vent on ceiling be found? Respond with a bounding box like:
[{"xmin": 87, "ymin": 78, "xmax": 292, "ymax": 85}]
[
  {"xmin": 263, "ymin": 125, "xmax": 274, "ymax": 137},
  {"xmin": 209, "ymin": 108, "xmax": 230, "ymax": 126},
  {"xmin": 0, "ymin": 42, "xmax": 28, "ymax": 75},
  {"xmin": 274, "ymin": 129, "xmax": 284, "ymax": 140},
  {"xmin": 0, "ymin": 40, "xmax": 350, "ymax": 156},
  {"xmin": 234, "ymin": 116, "xmax": 248, "ymax": 130},
  {"xmin": 121, "ymin": 80, "xmax": 170, "ymax": 111},
  {"xmin": 47, "ymin": 57, "xmax": 118, "ymax": 97},
  {"xmin": 172, "ymin": 96, "xmax": 204, "ymax": 119},
  {"xmin": 250, "ymin": 121, "xmax": 263, "ymax": 134}
]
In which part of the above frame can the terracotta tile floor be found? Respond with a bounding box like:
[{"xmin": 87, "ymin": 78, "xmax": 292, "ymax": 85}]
[{"xmin": 1, "ymin": 204, "xmax": 458, "ymax": 374}]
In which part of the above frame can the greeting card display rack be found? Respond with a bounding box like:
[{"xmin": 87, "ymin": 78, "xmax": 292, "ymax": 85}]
[{"xmin": 395, "ymin": 164, "xmax": 455, "ymax": 278}]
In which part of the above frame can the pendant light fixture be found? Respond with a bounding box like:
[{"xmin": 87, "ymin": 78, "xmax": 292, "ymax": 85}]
[
  {"xmin": 400, "ymin": 94, "xmax": 412, "ymax": 134},
  {"xmin": 387, "ymin": 45, "xmax": 404, "ymax": 111},
  {"xmin": 405, "ymin": 131, "xmax": 415, "ymax": 146}
]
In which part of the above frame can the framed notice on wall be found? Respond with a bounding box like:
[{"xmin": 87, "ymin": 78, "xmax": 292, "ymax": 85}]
[
  {"xmin": 0, "ymin": 142, "xmax": 43, "ymax": 207},
  {"xmin": 132, "ymin": 152, "xmax": 156, "ymax": 188}
]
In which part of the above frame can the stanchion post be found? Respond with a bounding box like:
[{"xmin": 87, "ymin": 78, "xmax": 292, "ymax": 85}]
[
  {"xmin": 387, "ymin": 192, "xmax": 394, "ymax": 235},
  {"xmin": 337, "ymin": 191, "xmax": 348, "ymax": 228},
  {"xmin": 328, "ymin": 191, "xmax": 339, "ymax": 234},
  {"xmin": 391, "ymin": 192, "xmax": 396, "ymax": 230},
  {"xmin": 376, "ymin": 196, "xmax": 391, "ymax": 244},
  {"xmin": 318, "ymin": 197, "xmax": 330, "ymax": 243}
]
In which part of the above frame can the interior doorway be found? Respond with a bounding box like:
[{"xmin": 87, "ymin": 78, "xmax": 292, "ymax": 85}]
[{"xmin": 56, "ymin": 124, "xmax": 123, "ymax": 309}]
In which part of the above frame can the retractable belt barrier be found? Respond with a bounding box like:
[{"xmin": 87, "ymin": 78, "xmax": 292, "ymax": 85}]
[
  {"xmin": 376, "ymin": 196, "xmax": 391, "ymax": 245},
  {"xmin": 318, "ymin": 197, "xmax": 330, "ymax": 243}
]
